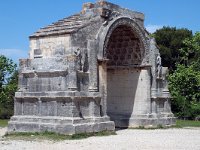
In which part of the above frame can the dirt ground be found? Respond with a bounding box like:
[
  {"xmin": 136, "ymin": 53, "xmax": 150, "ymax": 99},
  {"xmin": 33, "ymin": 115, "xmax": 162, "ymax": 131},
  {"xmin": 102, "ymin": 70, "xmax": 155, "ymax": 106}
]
[{"xmin": 0, "ymin": 127, "xmax": 200, "ymax": 150}]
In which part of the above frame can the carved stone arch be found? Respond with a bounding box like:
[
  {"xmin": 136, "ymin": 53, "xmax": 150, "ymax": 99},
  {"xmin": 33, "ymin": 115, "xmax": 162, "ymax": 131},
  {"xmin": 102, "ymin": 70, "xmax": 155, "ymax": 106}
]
[{"xmin": 96, "ymin": 17, "xmax": 149, "ymax": 65}]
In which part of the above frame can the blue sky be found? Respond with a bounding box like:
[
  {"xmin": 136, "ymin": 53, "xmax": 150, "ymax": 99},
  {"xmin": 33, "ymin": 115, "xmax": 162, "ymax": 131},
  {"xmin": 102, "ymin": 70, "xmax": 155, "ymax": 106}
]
[{"xmin": 0, "ymin": 0, "xmax": 199, "ymax": 64}]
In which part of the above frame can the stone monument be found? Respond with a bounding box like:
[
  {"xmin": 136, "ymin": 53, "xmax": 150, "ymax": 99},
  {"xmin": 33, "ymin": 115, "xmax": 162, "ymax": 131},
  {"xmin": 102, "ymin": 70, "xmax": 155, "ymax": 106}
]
[{"xmin": 8, "ymin": 0, "xmax": 175, "ymax": 135}]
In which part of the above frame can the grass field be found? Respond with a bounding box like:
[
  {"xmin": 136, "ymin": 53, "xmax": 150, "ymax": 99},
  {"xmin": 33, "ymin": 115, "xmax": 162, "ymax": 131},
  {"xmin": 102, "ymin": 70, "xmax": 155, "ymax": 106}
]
[
  {"xmin": 176, "ymin": 119, "xmax": 200, "ymax": 127},
  {"xmin": 4, "ymin": 131, "xmax": 116, "ymax": 141},
  {"xmin": 0, "ymin": 119, "xmax": 9, "ymax": 127}
]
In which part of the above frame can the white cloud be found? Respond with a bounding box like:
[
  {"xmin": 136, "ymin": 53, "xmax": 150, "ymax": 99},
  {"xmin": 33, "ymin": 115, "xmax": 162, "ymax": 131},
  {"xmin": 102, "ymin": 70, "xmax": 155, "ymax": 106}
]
[
  {"xmin": 146, "ymin": 24, "xmax": 163, "ymax": 33},
  {"xmin": 0, "ymin": 49, "xmax": 28, "ymax": 64}
]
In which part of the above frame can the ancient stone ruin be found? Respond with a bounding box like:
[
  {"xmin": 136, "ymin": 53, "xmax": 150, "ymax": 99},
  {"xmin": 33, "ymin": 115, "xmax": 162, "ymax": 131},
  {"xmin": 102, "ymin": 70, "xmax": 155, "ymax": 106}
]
[{"xmin": 8, "ymin": 1, "xmax": 175, "ymax": 134}]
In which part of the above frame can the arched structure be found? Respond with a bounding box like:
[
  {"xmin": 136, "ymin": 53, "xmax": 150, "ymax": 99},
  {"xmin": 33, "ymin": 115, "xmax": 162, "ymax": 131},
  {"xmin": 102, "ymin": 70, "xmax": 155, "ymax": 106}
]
[
  {"xmin": 105, "ymin": 25, "xmax": 144, "ymax": 66},
  {"xmin": 96, "ymin": 17, "xmax": 149, "ymax": 64},
  {"xmin": 8, "ymin": 1, "xmax": 175, "ymax": 135}
]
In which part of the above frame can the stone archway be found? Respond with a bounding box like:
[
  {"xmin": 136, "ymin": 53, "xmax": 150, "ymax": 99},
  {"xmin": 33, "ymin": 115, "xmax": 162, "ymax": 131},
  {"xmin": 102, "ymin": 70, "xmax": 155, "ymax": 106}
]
[
  {"xmin": 104, "ymin": 25, "xmax": 145, "ymax": 127},
  {"xmin": 97, "ymin": 17, "xmax": 151, "ymax": 128}
]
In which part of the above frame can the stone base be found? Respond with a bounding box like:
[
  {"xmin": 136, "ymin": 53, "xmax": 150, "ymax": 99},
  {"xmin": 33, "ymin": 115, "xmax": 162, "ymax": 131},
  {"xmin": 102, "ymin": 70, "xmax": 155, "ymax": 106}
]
[
  {"xmin": 7, "ymin": 116, "xmax": 115, "ymax": 135},
  {"xmin": 110, "ymin": 114, "xmax": 176, "ymax": 128}
]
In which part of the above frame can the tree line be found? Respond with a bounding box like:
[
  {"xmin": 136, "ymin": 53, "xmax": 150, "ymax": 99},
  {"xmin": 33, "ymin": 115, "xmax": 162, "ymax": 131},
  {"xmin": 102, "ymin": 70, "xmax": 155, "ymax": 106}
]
[
  {"xmin": 0, "ymin": 55, "xmax": 17, "ymax": 118},
  {"xmin": 154, "ymin": 27, "xmax": 200, "ymax": 120},
  {"xmin": 0, "ymin": 26, "xmax": 199, "ymax": 120}
]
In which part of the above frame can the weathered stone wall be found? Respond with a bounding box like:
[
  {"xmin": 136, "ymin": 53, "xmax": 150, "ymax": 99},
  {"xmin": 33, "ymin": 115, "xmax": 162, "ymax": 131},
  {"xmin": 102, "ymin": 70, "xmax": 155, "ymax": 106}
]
[
  {"xmin": 18, "ymin": 57, "xmax": 69, "ymax": 92},
  {"xmin": 107, "ymin": 68, "xmax": 151, "ymax": 120},
  {"xmin": 29, "ymin": 35, "xmax": 71, "ymax": 59},
  {"xmin": 14, "ymin": 97, "xmax": 101, "ymax": 118},
  {"xmin": 107, "ymin": 68, "xmax": 139, "ymax": 116}
]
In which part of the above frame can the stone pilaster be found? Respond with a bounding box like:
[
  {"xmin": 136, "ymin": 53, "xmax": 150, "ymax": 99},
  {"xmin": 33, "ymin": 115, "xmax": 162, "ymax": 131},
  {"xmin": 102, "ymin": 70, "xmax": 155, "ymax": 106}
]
[
  {"xmin": 88, "ymin": 40, "xmax": 98, "ymax": 92},
  {"xmin": 144, "ymin": 68, "xmax": 151, "ymax": 114},
  {"xmin": 53, "ymin": 101, "xmax": 58, "ymax": 116},
  {"xmin": 38, "ymin": 98, "xmax": 42, "ymax": 116},
  {"xmin": 14, "ymin": 98, "xmax": 17, "ymax": 115},
  {"xmin": 98, "ymin": 61, "xmax": 108, "ymax": 116},
  {"xmin": 151, "ymin": 99, "xmax": 157, "ymax": 114},
  {"xmin": 164, "ymin": 99, "xmax": 171, "ymax": 113},
  {"xmin": 67, "ymin": 55, "xmax": 78, "ymax": 91},
  {"xmin": 18, "ymin": 59, "xmax": 28, "ymax": 92}
]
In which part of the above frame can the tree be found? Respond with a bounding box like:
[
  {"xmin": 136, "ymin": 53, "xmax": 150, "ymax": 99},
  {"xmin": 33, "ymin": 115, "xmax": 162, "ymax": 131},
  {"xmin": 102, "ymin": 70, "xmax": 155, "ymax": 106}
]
[
  {"xmin": 168, "ymin": 32, "xmax": 200, "ymax": 120},
  {"xmin": 168, "ymin": 64, "xmax": 200, "ymax": 119},
  {"xmin": 0, "ymin": 55, "xmax": 18, "ymax": 119},
  {"xmin": 180, "ymin": 32, "xmax": 200, "ymax": 69},
  {"xmin": 153, "ymin": 26, "xmax": 192, "ymax": 71}
]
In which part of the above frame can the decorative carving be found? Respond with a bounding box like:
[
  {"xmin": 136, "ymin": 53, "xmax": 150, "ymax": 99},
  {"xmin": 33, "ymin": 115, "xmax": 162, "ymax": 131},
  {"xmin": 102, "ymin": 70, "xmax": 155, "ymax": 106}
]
[
  {"xmin": 100, "ymin": 8, "xmax": 111, "ymax": 19},
  {"xmin": 74, "ymin": 48, "xmax": 89, "ymax": 72},
  {"xmin": 102, "ymin": 17, "xmax": 149, "ymax": 65},
  {"xmin": 103, "ymin": 10, "xmax": 121, "ymax": 26},
  {"xmin": 156, "ymin": 55, "xmax": 162, "ymax": 78},
  {"xmin": 104, "ymin": 25, "xmax": 144, "ymax": 66},
  {"xmin": 74, "ymin": 48, "xmax": 83, "ymax": 71},
  {"xmin": 161, "ymin": 67, "xmax": 169, "ymax": 90},
  {"xmin": 83, "ymin": 51, "xmax": 89, "ymax": 72}
]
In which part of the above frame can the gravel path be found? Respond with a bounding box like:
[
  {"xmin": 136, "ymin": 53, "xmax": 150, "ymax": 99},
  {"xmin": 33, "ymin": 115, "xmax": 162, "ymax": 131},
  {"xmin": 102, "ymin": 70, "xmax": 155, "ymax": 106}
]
[{"xmin": 0, "ymin": 127, "xmax": 200, "ymax": 150}]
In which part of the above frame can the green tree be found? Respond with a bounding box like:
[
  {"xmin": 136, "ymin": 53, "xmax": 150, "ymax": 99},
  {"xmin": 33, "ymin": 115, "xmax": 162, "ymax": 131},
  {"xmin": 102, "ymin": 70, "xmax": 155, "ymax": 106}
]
[
  {"xmin": 0, "ymin": 55, "xmax": 18, "ymax": 119},
  {"xmin": 180, "ymin": 32, "xmax": 200, "ymax": 69},
  {"xmin": 168, "ymin": 64, "xmax": 200, "ymax": 119},
  {"xmin": 154, "ymin": 26, "xmax": 192, "ymax": 71},
  {"xmin": 168, "ymin": 32, "xmax": 200, "ymax": 119}
]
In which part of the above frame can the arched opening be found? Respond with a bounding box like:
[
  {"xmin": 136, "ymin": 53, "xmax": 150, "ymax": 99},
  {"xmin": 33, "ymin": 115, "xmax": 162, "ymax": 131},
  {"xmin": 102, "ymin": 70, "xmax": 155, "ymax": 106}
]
[
  {"xmin": 105, "ymin": 25, "xmax": 144, "ymax": 66},
  {"xmin": 105, "ymin": 25, "xmax": 144, "ymax": 127}
]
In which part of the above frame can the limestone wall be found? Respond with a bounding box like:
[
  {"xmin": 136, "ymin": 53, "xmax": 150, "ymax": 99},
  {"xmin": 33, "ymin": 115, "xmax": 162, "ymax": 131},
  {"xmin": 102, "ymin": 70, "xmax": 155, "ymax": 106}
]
[
  {"xmin": 14, "ymin": 97, "xmax": 101, "ymax": 118},
  {"xmin": 107, "ymin": 67, "xmax": 151, "ymax": 118},
  {"xmin": 29, "ymin": 35, "xmax": 71, "ymax": 59}
]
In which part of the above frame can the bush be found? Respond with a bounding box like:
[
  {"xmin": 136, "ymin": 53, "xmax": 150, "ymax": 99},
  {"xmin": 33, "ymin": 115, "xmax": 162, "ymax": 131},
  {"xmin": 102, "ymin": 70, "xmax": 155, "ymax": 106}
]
[
  {"xmin": 0, "ymin": 55, "xmax": 18, "ymax": 119},
  {"xmin": 168, "ymin": 64, "xmax": 200, "ymax": 119}
]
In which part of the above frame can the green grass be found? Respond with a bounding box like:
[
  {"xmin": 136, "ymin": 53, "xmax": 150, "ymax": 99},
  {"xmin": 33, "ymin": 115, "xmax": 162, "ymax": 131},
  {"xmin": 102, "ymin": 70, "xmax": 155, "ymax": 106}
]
[
  {"xmin": 3, "ymin": 130, "xmax": 116, "ymax": 141},
  {"xmin": 0, "ymin": 119, "xmax": 9, "ymax": 127},
  {"xmin": 176, "ymin": 120, "xmax": 200, "ymax": 128},
  {"xmin": 128, "ymin": 120, "xmax": 200, "ymax": 130},
  {"xmin": 128, "ymin": 124, "xmax": 165, "ymax": 130}
]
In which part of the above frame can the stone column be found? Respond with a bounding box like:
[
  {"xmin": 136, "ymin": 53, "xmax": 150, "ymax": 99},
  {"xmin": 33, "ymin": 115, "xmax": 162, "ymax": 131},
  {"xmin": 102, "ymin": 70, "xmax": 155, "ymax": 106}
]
[
  {"xmin": 67, "ymin": 55, "xmax": 78, "ymax": 91},
  {"xmin": 164, "ymin": 99, "xmax": 171, "ymax": 113},
  {"xmin": 18, "ymin": 59, "xmax": 28, "ymax": 92},
  {"xmin": 38, "ymin": 98, "xmax": 42, "ymax": 116},
  {"xmin": 144, "ymin": 68, "xmax": 152, "ymax": 114},
  {"xmin": 151, "ymin": 64, "xmax": 157, "ymax": 98},
  {"xmin": 88, "ymin": 40, "xmax": 98, "ymax": 92},
  {"xmin": 98, "ymin": 61, "xmax": 108, "ymax": 116},
  {"xmin": 151, "ymin": 99, "xmax": 157, "ymax": 114},
  {"xmin": 133, "ymin": 67, "xmax": 152, "ymax": 116},
  {"xmin": 14, "ymin": 98, "xmax": 18, "ymax": 115}
]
